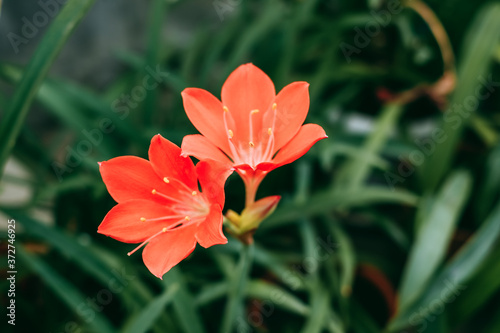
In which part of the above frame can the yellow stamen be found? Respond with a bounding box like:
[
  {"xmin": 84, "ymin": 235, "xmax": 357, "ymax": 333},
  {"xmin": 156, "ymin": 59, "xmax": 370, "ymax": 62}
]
[
  {"xmin": 163, "ymin": 177, "xmax": 169, "ymax": 183},
  {"xmin": 223, "ymin": 106, "xmax": 229, "ymax": 113},
  {"xmin": 228, "ymin": 129, "xmax": 234, "ymax": 138},
  {"xmin": 268, "ymin": 128, "xmax": 272, "ymax": 135},
  {"xmin": 272, "ymin": 103, "xmax": 277, "ymax": 110},
  {"xmin": 192, "ymin": 191, "xmax": 197, "ymax": 196},
  {"xmin": 152, "ymin": 189, "xmax": 157, "ymax": 194},
  {"xmin": 185, "ymin": 216, "xmax": 191, "ymax": 221},
  {"xmin": 249, "ymin": 142, "xmax": 255, "ymax": 148},
  {"xmin": 140, "ymin": 217, "xmax": 146, "ymax": 222},
  {"xmin": 251, "ymin": 109, "xmax": 259, "ymax": 115}
]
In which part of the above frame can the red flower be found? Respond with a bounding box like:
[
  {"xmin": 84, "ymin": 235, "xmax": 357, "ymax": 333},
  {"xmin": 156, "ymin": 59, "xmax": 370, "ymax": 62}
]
[
  {"xmin": 180, "ymin": 63, "xmax": 327, "ymax": 204},
  {"xmin": 97, "ymin": 135, "xmax": 232, "ymax": 278}
]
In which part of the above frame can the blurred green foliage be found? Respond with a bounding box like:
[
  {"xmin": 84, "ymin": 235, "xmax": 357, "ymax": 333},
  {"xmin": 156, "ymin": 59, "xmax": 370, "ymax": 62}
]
[{"xmin": 1, "ymin": 0, "xmax": 500, "ymax": 332}]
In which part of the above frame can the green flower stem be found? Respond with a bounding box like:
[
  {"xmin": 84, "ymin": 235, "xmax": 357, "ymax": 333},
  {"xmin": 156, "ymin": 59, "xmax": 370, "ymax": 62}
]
[{"xmin": 219, "ymin": 243, "xmax": 255, "ymax": 333}]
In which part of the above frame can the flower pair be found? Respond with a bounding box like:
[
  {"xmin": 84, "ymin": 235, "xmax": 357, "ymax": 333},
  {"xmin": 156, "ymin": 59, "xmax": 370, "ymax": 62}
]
[{"xmin": 98, "ymin": 64, "xmax": 327, "ymax": 278}]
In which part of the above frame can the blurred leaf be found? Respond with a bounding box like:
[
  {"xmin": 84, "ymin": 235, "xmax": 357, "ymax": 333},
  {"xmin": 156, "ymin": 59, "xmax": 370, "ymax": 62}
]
[
  {"xmin": 246, "ymin": 280, "xmax": 309, "ymax": 316},
  {"xmin": 470, "ymin": 114, "xmax": 499, "ymax": 147},
  {"xmin": 122, "ymin": 283, "xmax": 179, "ymax": 333},
  {"xmin": 220, "ymin": 243, "xmax": 254, "ymax": 333},
  {"xmin": 263, "ymin": 187, "xmax": 419, "ymax": 230},
  {"xmin": 8, "ymin": 209, "xmax": 118, "ymax": 284},
  {"xmin": 300, "ymin": 283, "xmax": 332, "ymax": 333},
  {"xmin": 388, "ymin": 199, "xmax": 500, "ymax": 331},
  {"xmin": 398, "ymin": 170, "xmax": 472, "ymax": 311},
  {"xmin": 143, "ymin": 0, "xmax": 168, "ymax": 125},
  {"xmin": 325, "ymin": 217, "xmax": 355, "ymax": 299},
  {"xmin": 420, "ymin": 3, "xmax": 500, "ymax": 190},
  {"xmin": 475, "ymin": 144, "xmax": 500, "ymax": 222},
  {"xmin": 163, "ymin": 267, "xmax": 207, "ymax": 333},
  {"xmin": 0, "ymin": 0, "xmax": 97, "ymax": 171},
  {"xmin": 18, "ymin": 245, "xmax": 115, "ymax": 333},
  {"xmin": 448, "ymin": 244, "xmax": 500, "ymax": 324},
  {"xmin": 335, "ymin": 103, "xmax": 403, "ymax": 191}
]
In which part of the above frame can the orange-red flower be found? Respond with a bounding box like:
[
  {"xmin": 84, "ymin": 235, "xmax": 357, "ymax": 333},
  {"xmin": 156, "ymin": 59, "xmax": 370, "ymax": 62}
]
[
  {"xmin": 181, "ymin": 63, "xmax": 327, "ymax": 204},
  {"xmin": 97, "ymin": 135, "xmax": 232, "ymax": 278}
]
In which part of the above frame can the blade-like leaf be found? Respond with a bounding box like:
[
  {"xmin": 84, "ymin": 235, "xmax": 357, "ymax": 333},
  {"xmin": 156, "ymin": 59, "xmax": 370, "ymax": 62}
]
[
  {"xmin": 0, "ymin": 0, "xmax": 97, "ymax": 171},
  {"xmin": 398, "ymin": 171, "xmax": 472, "ymax": 311}
]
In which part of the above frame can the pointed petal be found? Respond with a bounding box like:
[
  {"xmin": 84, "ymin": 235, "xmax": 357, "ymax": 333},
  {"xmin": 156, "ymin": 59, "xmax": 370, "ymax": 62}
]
[
  {"xmin": 142, "ymin": 224, "xmax": 198, "ymax": 279},
  {"xmin": 181, "ymin": 88, "xmax": 230, "ymax": 153},
  {"xmin": 272, "ymin": 124, "xmax": 327, "ymax": 167},
  {"xmin": 181, "ymin": 134, "xmax": 232, "ymax": 165},
  {"xmin": 221, "ymin": 64, "xmax": 275, "ymax": 143},
  {"xmin": 97, "ymin": 200, "xmax": 179, "ymax": 243},
  {"xmin": 149, "ymin": 135, "xmax": 197, "ymax": 190},
  {"xmin": 99, "ymin": 156, "xmax": 172, "ymax": 204},
  {"xmin": 195, "ymin": 205, "xmax": 227, "ymax": 248},
  {"xmin": 271, "ymin": 81, "xmax": 310, "ymax": 151},
  {"xmin": 196, "ymin": 160, "xmax": 234, "ymax": 206}
]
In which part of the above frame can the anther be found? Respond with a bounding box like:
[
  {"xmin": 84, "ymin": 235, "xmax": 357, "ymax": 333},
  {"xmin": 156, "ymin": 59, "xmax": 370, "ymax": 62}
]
[
  {"xmin": 140, "ymin": 217, "xmax": 146, "ymax": 222},
  {"xmin": 152, "ymin": 189, "xmax": 157, "ymax": 194},
  {"xmin": 268, "ymin": 128, "xmax": 272, "ymax": 135},
  {"xmin": 249, "ymin": 142, "xmax": 255, "ymax": 148},
  {"xmin": 272, "ymin": 103, "xmax": 277, "ymax": 110},
  {"xmin": 192, "ymin": 191, "xmax": 197, "ymax": 196},
  {"xmin": 185, "ymin": 216, "xmax": 191, "ymax": 221},
  {"xmin": 223, "ymin": 106, "xmax": 229, "ymax": 113},
  {"xmin": 228, "ymin": 129, "xmax": 234, "ymax": 138},
  {"xmin": 251, "ymin": 109, "xmax": 259, "ymax": 115},
  {"xmin": 163, "ymin": 177, "xmax": 169, "ymax": 183}
]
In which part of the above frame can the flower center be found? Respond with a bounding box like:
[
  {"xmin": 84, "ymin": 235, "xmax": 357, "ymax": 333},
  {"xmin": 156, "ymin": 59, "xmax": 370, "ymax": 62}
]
[{"xmin": 222, "ymin": 103, "xmax": 278, "ymax": 168}]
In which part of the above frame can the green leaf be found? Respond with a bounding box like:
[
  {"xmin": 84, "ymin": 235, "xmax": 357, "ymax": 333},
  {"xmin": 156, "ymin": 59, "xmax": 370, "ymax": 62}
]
[
  {"xmin": 420, "ymin": 3, "xmax": 500, "ymax": 190},
  {"xmin": 163, "ymin": 267, "xmax": 207, "ymax": 333},
  {"xmin": 300, "ymin": 283, "xmax": 331, "ymax": 333},
  {"xmin": 0, "ymin": 0, "xmax": 97, "ymax": 171},
  {"xmin": 245, "ymin": 280, "xmax": 310, "ymax": 316},
  {"xmin": 220, "ymin": 243, "xmax": 255, "ymax": 333},
  {"xmin": 335, "ymin": 103, "xmax": 403, "ymax": 191},
  {"xmin": 262, "ymin": 187, "xmax": 419, "ymax": 230},
  {"xmin": 325, "ymin": 217, "xmax": 356, "ymax": 298},
  {"xmin": 17, "ymin": 245, "xmax": 115, "ymax": 333},
  {"xmin": 388, "ymin": 199, "xmax": 500, "ymax": 331},
  {"xmin": 122, "ymin": 283, "xmax": 179, "ymax": 333},
  {"xmin": 397, "ymin": 171, "xmax": 472, "ymax": 311}
]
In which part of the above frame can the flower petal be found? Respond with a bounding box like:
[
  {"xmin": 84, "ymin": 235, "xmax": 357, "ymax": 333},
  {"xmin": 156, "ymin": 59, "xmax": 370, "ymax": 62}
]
[
  {"xmin": 271, "ymin": 81, "xmax": 310, "ymax": 151},
  {"xmin": 221, "ymin": 63, "xmax": 275, "ymax": 144},
  {"xmin": 99, "ymin": 156, "xmax": 171, "ymax": 204},
  {"xmin": 196, "ymin": 159, "xmax": 234, "ymax": 206},
  {"xmin": 271, "ymin": 124, "xmax": 327, "ymax": 167},
  {"xmin": 142, "ymin": 223, "xmax": 198, "ymax": 279},
  {"xmin": 181, "ymin": 88, "xmax": 230, "ymax": 154},
  {"xmin": 97, "ymin": 199, "xmax": 179, "ymax": 243},
  {"xmin": 195, "ymin": 204, "xmax": 227, "ymax": 248},
  {"xmin": 149, "ymin": 134, "xmax": 197, "ymax": 190},
  {"xmin": 181, "ymin": 134, "xmax": 232, "ymax": 165}
]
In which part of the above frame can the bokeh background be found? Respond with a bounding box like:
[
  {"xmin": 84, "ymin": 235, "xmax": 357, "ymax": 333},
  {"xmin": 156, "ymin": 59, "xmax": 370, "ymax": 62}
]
[{"xmin": 1, "ymin": 0, "xmax": 500, "ymax": 332}]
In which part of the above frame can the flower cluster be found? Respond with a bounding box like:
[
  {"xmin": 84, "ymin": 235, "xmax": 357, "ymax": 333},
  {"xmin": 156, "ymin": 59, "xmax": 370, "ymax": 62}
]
[{"xmin": 98, "ymin": 64, "xmax": 327, "ymax": 278}]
